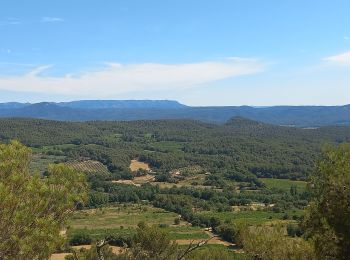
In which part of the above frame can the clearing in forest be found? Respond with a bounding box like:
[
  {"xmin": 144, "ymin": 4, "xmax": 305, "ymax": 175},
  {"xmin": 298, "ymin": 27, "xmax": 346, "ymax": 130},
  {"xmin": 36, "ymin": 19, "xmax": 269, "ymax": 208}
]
[
  {"xmin": 129, "ymin": 159, "xmax": 151, "ymax": 172},
  {"xmin": 260, "ymin": 178, "xmax": 307, "ymax": 193}
]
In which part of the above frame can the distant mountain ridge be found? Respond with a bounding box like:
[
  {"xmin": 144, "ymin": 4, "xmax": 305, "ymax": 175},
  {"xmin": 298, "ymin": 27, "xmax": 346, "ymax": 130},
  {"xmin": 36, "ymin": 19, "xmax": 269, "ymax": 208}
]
[
  {"xmin": 0, "ymin": 100, "xmax": 349, "ymax": 127},
  {"xmin": 58, "ymin": 100, "xmax": 186, "ymax": 109}
]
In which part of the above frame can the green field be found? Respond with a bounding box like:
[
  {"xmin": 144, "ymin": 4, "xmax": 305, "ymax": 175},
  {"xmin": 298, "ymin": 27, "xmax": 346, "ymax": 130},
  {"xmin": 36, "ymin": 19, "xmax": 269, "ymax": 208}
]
[
  {"xmin": 260, "ymin": 178, "xmax": 307, "ymax": 193},
  {"xmin": 68, "ymin": 205, "xmax": 179, "ymax": 229},
  {"xmin": 198, "ymin": 209, "xmax": 304, "ymax": 225},
  {"xmin": 148, "ymin": 141, "xmax": 185, "ymax": 152},
  {"xmin": 32, "ymin": 143, "xmax": 78, "ymax": 153},
  {"xmin": 186, "ymin": 244, "xmax": 245, "ymax": 260},
  {"xmin": 67, "ymin": 204, "xmax": 208, "ymax": 241}
]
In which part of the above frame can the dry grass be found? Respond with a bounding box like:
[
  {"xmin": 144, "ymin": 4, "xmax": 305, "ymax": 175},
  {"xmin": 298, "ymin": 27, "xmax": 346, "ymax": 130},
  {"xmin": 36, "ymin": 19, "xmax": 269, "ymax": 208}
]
[
  {"xmin": 129, "ymin": 159, "xmax": 150, "ymax": 172},
  {"xmin": 50, "ymin": 253, "xmax": 71, "ymax": 260},
  {"xmin": 112, "ymin": 179, "xmax": 140, "ymax": 186}
]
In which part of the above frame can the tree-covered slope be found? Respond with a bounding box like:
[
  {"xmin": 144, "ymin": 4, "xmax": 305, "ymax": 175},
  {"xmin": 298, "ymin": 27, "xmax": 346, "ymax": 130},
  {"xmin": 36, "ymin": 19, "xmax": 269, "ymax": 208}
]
[{"xmin": 0, "ymin": 118, "xmax": 349, "ymax": 181}]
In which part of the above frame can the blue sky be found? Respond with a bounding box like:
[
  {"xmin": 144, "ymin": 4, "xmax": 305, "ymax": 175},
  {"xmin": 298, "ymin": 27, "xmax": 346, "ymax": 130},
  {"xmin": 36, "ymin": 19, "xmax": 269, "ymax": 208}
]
[{"xmin": 0, "ymin": 0, "xmax": 349, "ymax": 105}]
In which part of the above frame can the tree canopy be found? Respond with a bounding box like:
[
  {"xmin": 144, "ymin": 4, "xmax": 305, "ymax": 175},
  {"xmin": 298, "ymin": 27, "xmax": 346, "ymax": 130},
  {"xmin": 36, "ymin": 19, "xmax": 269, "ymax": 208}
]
[
  {"xmin": 303, "ymin": 144, "xmax": 350, "ymax": 260},
  {"xmin": 0, "ymin": 141, "xmax": 88, "ymax": 259}
]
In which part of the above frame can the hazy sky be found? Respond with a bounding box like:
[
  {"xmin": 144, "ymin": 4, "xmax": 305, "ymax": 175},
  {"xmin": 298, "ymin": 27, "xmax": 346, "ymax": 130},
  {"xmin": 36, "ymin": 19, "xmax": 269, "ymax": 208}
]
[{"xmin": 0, "ymin": 0, "xmax": 350, "ymax": 105}]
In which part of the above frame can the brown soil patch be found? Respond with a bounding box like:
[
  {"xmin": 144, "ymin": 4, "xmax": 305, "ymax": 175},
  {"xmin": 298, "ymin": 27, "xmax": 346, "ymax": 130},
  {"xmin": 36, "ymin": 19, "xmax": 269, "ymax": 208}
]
[{"xmin": 133, "ymin": 174, "xmax": 155, "ymax": 184}]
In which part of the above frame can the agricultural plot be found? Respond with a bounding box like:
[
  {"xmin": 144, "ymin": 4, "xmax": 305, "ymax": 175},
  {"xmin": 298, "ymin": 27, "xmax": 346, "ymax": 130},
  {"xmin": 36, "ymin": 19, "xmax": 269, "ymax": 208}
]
[
  {"xmin": 65, "ymin": 160, "xmax": 110, "ymax": 174},
  {"xmin": 67, "ymin": 204, "xmax": 209, "ymax": 242},
  {"xmin": 260, "ymin": 178, "xmax": 307, "ymax": 193},
  {"xmin": 148, "ymin": 141, "xmax": 185, "ymax": 153},
  {"xmin": 198, "ymin": 209, "xmax": 304, "ymax": 225}
]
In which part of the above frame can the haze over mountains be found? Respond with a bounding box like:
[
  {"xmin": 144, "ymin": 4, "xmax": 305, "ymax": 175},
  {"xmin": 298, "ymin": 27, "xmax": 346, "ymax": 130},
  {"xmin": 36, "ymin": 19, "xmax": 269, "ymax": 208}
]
[{"xmin": 0, "ymin": 100, "xmax": 349, "ymax": 127}]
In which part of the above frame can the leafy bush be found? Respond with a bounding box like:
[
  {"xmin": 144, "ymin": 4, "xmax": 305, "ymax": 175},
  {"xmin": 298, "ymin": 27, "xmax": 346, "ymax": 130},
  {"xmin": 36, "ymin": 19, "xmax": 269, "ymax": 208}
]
[{"xmin": 69, "ymin": 232, "xmax": 92, "ymax": 246}]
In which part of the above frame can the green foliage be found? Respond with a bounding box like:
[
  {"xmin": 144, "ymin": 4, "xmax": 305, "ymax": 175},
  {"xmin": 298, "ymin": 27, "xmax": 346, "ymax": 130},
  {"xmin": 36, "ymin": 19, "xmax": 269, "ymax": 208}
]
[
  {"xmin": 261, "ymin": 178, "xmax": 307, "ymax": 193},
  {"xmin": 68, "ymin": 223, "xmax": 182, "ymax": 260},
  {"xmin": 1, "ymin": 118, "xmax": 350, "ymax": 182},
  {"xmin": 1, "ymin": 119, "xmax": 349, "ymax": 258},
  {"xmin": 239, "ymin": 225, "xmax": 315, "ymax": 260},
  {"xmin": 286, "ymin": 224, "xmax": 303, "ymax": 237},
  {"xmin": 69, "ymin": 230, "xmax": 93, "ymax": 246},
  {"xmin": 187, "ymin": 245, "xmax": 238, "ymax": 260},
  {"xmin": 215, "ymin": 224, "xmax": 239, "ymax": 243},
  {"xmin": 0, "ymin": 141, "xmax": 88, "ymax": 259},
  {"xmin": 127, "ymin": 224, "xmax": 178, "ymax": 259},
  {"xmin": 174, "ymin": 217, "xmax": 181, "ymax": 225},
  {"xmin": 303, "ymin": 144, "xmax": 350, "ymax": 260}
]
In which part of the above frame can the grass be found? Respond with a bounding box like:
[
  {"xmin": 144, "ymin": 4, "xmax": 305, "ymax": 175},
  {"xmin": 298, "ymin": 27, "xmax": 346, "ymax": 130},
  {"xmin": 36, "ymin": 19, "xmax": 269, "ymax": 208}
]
[
  {"xmin": 68, "ymin": 226, "xmax": 209, "ymax": 241},
  {"xmin": 32, "ymin": 143, "xmax": 78, "ymax": 153},
  {"xmin": 186, "ymin": 244, "xmax": 245, "ymax": 259},
  {"xmin": 260, "ymin": 178, "xmax": 307, "ymax": 193},
  {"xmin": 67, "ymin": 204, "xmax": 208, "ymax": 242},
  {"xmin": 149, "ymin": 141, "xmax": 184, "ymax": 152},
  {"xmin": 198, "ymin": 209, "xmax": 304, "ymax": 225},
  {"xmin": 129, "ymin": 159, "xmax": 150, "ymax": 172},
  {"xmin": 68, "ymin": 205, "xmax": 178, "ymax": 229}
]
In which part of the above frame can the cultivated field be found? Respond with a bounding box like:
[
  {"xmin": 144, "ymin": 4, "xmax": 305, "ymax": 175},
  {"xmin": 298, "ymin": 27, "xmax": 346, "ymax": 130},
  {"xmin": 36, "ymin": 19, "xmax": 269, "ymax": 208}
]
[
  {"xmin": 65, "ymin": 160, "xmax": 110, "ymax": 174},
  {"xmin": 198, "ymin": 209, "xmax": 304, "ymax": 225},
  {"xmin": 67, "ymin": 204, "xmax": 209, "ymax": 242},
  {"xmin": 260, "ymin": 178, "xmax": 307, "ymax": 193}
]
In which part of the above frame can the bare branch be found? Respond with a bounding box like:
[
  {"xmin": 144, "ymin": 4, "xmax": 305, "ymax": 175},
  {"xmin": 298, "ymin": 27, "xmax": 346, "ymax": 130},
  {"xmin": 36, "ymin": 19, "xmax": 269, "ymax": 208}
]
[{"xmin": 176, "ymin": 237, "xmax": 213, "ymax": 260}]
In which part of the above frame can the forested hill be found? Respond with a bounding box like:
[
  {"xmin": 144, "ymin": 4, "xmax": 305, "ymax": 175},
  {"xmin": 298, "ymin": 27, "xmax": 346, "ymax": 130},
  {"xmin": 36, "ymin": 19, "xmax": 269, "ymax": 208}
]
[
  {"xmin": 0, "ymin": 100, "xmax": 349, "ymax": 127},
  {"xmin": 1, "ymin": 117, "xmax": 350, "ymax": 181}
]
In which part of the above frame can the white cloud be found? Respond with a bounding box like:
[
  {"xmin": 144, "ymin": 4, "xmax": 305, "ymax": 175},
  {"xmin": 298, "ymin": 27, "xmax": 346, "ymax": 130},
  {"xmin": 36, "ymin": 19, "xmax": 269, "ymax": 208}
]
[
  {"xmin": 41, "ymin": 17, "xmax": 64, "ymax": 23},
  {"xmin": 0, "ymin": 59, "xmax": 265, "ymax": 97},
  {"xmin": 323, "ymin": 51, "xmax": 350, "ymax": 65},
  {"xmin": 344, "ymin": 36, "xmax": 350, "ymax": 40}
]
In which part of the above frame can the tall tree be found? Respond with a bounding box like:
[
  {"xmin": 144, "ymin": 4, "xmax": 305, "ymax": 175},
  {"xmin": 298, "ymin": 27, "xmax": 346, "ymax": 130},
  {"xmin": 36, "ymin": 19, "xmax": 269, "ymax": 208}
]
[
  {"xmin": 303, "ymin": 144, "xmax": 350, "ymax": 259},
  {"xmin": 0, "ymin": 141, "xmax": 87, "ymax": 259}
]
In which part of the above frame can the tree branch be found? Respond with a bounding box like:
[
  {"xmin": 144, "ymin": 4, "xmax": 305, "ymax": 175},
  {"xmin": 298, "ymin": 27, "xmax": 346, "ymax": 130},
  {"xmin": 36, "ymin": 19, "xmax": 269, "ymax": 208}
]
[{"xmin": 176, "ymin": 237, "xmax": 213, "ymax": 260}]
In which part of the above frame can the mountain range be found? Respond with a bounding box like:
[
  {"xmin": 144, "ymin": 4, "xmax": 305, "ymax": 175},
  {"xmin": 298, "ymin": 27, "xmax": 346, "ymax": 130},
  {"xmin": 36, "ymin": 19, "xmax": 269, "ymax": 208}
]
[{"xmin": 0, "ymin": 100, "xmax": 349, "ymax": 127}]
